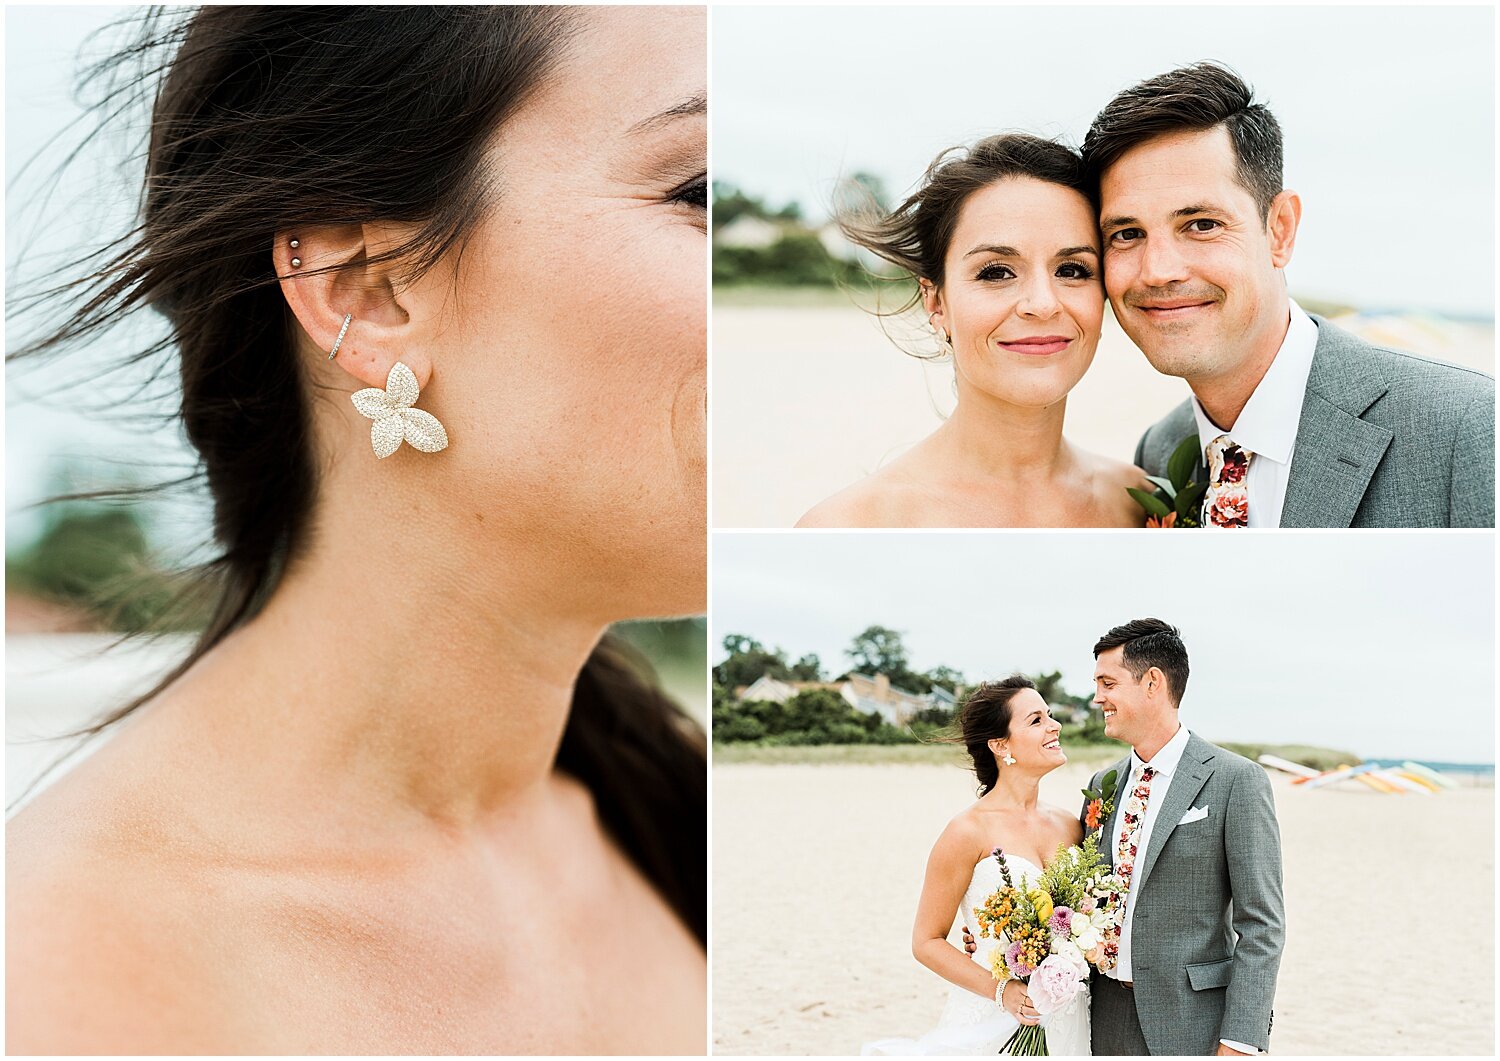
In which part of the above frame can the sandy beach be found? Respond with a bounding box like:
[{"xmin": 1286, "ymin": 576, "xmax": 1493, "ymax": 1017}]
[
  {"xmin": 712, "ymin": 758, "xmax": 1495, "ymax": 1055},
  {"xmin": 711, "ymin": 299, "xmax": 1496, "ymax": 528}
]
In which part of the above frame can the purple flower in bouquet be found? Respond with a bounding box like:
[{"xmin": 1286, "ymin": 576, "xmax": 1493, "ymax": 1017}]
[
  {"xmin": 1005, "ymin": 941, "xmax": 1034, "ymax": 979},
  {"xmin": 1047, "ymin": 906, "xmax": 1074, "ymax": 938}
]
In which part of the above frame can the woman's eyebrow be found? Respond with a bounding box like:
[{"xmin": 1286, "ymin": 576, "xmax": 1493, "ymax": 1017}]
[{"xmin": 629, "ymin": 92, "xmax": 706, "ymax": 134}]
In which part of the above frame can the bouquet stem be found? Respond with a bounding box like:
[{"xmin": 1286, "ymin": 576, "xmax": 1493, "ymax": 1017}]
[{"xmin": 999, "ymin": 1021, "xmax": 1048, "ymax": 1056}]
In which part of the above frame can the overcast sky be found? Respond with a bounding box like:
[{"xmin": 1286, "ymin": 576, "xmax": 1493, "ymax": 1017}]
[
  {"xmin": 713, "ymin": 532, "xmax": 1495, "ymax": 763},
  {"xmin": 714, "ymin": 5, "xmax": 1495, "ymax": 317}
]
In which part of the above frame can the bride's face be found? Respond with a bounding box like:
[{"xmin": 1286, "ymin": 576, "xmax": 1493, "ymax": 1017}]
[
  {"xmin": 1001, "ymin": 689, "xmax": 1067, "ymax": 771},
  {"xmin": 382, "ymin": 7, "xmax": 706, "ymax": 618},
  {"xmin": 925, "ymin": 177, "xmax": 1103, "ymax": 410}
]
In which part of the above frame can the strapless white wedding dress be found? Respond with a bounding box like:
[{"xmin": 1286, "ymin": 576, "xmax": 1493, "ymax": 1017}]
[{"xmin": 862, "ymin": 853, "xmax": 1092, "ymax": 1056}]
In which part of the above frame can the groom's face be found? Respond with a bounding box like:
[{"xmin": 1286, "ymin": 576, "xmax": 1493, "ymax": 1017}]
[
  {"xmin": 1093, "ymin": 646, "xmax": 1151, "ymax": 744},
  {"xmin": 1097, "ymin": 126, "xmax": 1287, "ymax": 383}
]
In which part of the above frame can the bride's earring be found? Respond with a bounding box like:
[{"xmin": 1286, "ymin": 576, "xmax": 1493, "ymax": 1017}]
[
  {"xmin": 350, "ymin": 359, "xmax": 449, "ymax": 459},
  {"xmin": 929, "ymin": 314, "xmax": 953, "ymax": 356},
  {"xmin": 1002, "ymin": 749, "xmax": 1017, "ymax": 766}
]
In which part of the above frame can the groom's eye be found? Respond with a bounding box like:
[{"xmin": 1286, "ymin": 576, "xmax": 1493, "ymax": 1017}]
[
  {"xmin": 1109, "ymin": 228, "xmax": 1143, "ymax": 246},
  {"xmin": 1187, "ymin": 218, "xmax": 1222, "ymax": 234}
]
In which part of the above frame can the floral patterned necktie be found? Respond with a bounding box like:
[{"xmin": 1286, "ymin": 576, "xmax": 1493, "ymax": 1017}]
[
  {"xmin": 1115, "ymin": 764, "xmax": 1158, "ymax": 906},
  {"xmin": 1203, "ymin": 434, "xmax": 1252, "ymax": 528}
]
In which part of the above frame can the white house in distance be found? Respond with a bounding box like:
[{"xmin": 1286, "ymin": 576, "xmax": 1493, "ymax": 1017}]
[{"xmin": 736, "ymin": 672, "xmax": 957, "ymax": 727}]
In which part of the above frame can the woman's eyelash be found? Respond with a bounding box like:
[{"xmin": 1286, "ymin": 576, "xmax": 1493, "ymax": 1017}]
[{"xmin": 670, "ymin": 176, "xmax": 707, "ymax": 209}]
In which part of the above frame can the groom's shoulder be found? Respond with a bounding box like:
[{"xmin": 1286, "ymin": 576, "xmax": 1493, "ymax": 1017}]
[
  {"xmin": 1194, "ymin": 736, "xmax": 1264, "ymax": 782},
  {"xmin": 1309, "ymin": 315, "xmax": 1494, "ymax": 409},
  {"xmin": 1136, "ymin": 400, "xmax": 1197, "ymax": 473}
]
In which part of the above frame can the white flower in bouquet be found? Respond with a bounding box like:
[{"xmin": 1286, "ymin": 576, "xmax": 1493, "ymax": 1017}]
[
  {"xmin": 1027, "ymin": 954, "xmax": 1086, "ymax": 1014},
  {"xmin": 1070, "ymin": 908, "xmax": 1111, "ymax": 951},
  {"xmin": 1049, "ymin": 937, "xmax": 1088, "ymax": 974}
]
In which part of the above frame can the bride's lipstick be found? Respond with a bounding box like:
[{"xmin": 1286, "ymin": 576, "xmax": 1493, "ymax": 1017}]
[{"xmin": 997, "ymin": 335, "xmax": 1070, "ymax": 356}]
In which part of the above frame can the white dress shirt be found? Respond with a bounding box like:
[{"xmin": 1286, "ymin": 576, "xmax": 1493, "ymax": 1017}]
[
  {"xmin": 1191, "ymin": 300, "xmax": 1319, "ymax": 529},
  {"xmin": 1108, "ymin": 724, "xmax": 1190, "ymax": 983},
  {"xmin": 1108, "ymin": 725, "xmax": 1259, "ymax": 1055}
]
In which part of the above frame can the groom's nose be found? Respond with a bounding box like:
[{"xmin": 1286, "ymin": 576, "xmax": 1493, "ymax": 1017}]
[{"xmin": 1136, "ymin": 236, "xmax": 1191, "ymax": 288}]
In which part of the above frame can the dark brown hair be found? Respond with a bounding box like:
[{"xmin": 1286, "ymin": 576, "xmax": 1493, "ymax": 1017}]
[
  {"xmin": 1082, "ymin": 62, "xmax": 1283, "ymax": 219},
  {"xmin": 838, "ymin": 133, "xmax": 1096, "ymax": 315},
  {"xmin": 1093, "ymin": 618, "xmax": 1189, "ymax": 707},
  {"xmin": 10, "ymin": 6, "xmax": 704, "ymax": 944},
  {"xmin": 955, "ymin": 675, "xmax": 1037, "ymax": 796}
]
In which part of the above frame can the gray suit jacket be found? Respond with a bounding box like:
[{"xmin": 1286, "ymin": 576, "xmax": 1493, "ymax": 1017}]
[
  {"xmin": 1135, "ymin": 315, "xmax": 1495, "ymax": 527},
  {"xmin": 1084, "ymin": 734, "xmax": 1284, "ymax": 1055}
]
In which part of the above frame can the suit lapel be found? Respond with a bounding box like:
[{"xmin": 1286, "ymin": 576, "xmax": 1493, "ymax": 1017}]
[
  {"xmin": 1282, "ymin": 318, "xmax": 1393, "ymax": 528},
  {"xmin": 1100, "ymin": 754, "xmax": 1132, "ymax": 869},
  {"xmin": 1134, "ymin": 735, "xmax": 1215, "ymax": 894}
]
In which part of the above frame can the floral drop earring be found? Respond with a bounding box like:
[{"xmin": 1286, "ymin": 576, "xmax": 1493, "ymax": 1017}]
[{"xmin": 338, "ymin": 316, "xmax": 450, "ymax": 458}]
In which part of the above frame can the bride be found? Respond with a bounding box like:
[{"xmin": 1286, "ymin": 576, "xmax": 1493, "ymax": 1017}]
[
  {"xmin": 863, "ymin": 676, "xmax": 1092, "ymax": 1056},
  {"xmin": 6, "ymin": 6, "xmax": 705, "ymax": 1054},
  {"xmin": 798, "ymin": 134, "xmax": 1147, "ymax": 529}
]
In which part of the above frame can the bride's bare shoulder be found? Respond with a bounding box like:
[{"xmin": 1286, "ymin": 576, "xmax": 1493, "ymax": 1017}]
[
  {"xmin": 1076, "ymin": 448, "xmax": 1151, "ymax": 528},
  {"xmin": 795, "ymin": 467, "xmax": 928, "ymax": 529},
  {"xmin": 7, "ymin": 789, "xmax": 235, "ymax": 1052},
  {"xmin": 1039, "ymin": 801, "xmax": 1086, "ymax": 845}
]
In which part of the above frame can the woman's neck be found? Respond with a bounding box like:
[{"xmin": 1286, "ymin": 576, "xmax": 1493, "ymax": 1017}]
[
  {"xmin": 928, "ymin": 383, "xmax": 1071, "ymax": 482},
  {"xmin": 988, "ymin": 767, "xmax": 1043, "ymax": 811},
  {"xmin": 151, "ymin": 488, "xmax": 609, "ymax": 833}
]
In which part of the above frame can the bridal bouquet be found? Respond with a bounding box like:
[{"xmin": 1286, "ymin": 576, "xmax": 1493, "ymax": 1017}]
[{"xmin": 973, "ymin": 834, "xmax": 1129, "ymax": 1055}]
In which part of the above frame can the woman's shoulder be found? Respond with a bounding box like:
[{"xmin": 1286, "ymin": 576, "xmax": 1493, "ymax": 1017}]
[
  {"xmin": 794, "ymin": 466, "xmax": 931, "ymax": 528},
  {"xmin": 8, "ymin": 814, "xmax": 237, "ymax": 1051},
  {"xmin": 1039, "ymin": 800, "xmax": 1085, "ymax": 841},
  {"xmin": 7, "ymin": 775, "xmax": 246, "ymax": 1051},
  {"xmin": 1074, "ymin": 448, "xmax": 1151, "ymax": 527}
]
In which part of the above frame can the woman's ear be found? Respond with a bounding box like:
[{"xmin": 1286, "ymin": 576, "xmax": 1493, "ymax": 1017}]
[
  {"xmin": 919, "ymin": 279, "xmax": 946, "ymax": 338},
  {"xmin": 274, "ymin": 222, "xmax": 430, "ymax": 390}
]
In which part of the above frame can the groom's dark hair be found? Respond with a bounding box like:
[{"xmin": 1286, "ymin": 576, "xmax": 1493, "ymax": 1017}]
[
  {"xmin": 1093, "ymin": 618, "xmax": 1189, "ymax": 706},
  {"xmin": 1081, "ymin": 62, "xmax": 1283, "ymax": 220}
]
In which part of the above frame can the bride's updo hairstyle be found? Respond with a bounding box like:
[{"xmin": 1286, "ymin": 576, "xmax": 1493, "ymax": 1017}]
[
  {"xmin": 956, "ymin": 675, "xmax": 1037, "ymax": 796},
  {"xmin": 838, "ymin": 134, "xmax": 1096, "ymax": 346},
  {"xmin": 11, "ymin": 7, "xmax": 704, "ymax": 943}
]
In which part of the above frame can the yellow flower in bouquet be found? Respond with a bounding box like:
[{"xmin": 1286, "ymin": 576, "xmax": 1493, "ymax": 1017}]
[
  {"xmin": 988, "ymin": 945, "xmax": 1012, "ymax": 982},
  {"xmin": 1027, "ymin": 888, "xmax": 1053, "ymax": 923}
]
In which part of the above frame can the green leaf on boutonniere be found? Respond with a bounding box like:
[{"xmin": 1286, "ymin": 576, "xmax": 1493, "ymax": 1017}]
[
  {"xmin": 1145, "ymin": 475, "xmax": 1177, "ymax": 499},
  {"xmin": 1166, "ymin": 433, "xmax": 1201, "ymax": 491},
  {"xmin": 1174, "ymin": 480, "xmax": 1208, "ymax": 522},
  {"xmin": 1127, "ymin": 487, "xmax": 1172, "ymax": 519}
]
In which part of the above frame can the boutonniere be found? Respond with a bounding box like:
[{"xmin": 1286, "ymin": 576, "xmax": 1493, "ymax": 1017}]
[
  {"xmin": 1083, "ymin": 769, "xmax": 1119, "ymax": 836},
  {"xmin": 1128, "ymin": 433, "xmax": 1208, "ymax": 528}
]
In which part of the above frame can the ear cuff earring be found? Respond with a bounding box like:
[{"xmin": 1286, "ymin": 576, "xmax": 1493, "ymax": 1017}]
[
  {"xmin": 328, "ymin": 312, "xmax": 352, "ymax": 361},
  {"xmin": 289, "ymin": 236, "xmax": 301, "ymax": 268}
]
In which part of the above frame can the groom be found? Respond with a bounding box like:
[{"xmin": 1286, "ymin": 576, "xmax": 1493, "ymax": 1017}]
[
  {"xmin": 1083, "ymin": 63, "xmax": 1494, "ymax": 528},
  {"xmin": 1085, "ymin": 619, "xmax": 1283, "ymax": 1055}
]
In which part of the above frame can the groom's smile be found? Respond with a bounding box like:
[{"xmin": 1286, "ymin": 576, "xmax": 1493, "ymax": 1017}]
[{"xmin": 1097, "ymin": 125, "xmax": 1297, "ymax": 388}]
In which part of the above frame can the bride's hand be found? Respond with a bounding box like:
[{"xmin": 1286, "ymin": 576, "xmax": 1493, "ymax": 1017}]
[
  {"xmin": 999, "ymin": 981, "xmax": 1041, "ymax": 1025},
  {"xmin": 962, "ymin": 925, "xmax": 977, "ymax": 954}
]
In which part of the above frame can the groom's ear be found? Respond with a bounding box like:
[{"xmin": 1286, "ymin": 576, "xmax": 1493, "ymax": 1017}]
[
  {"xmin": 1265, "ymin": 189, "xmax": 1301, "ymax": 270},
  {"xmin": 1144, "ymin": 665, "xmax": 1166, "ymax": 699}
]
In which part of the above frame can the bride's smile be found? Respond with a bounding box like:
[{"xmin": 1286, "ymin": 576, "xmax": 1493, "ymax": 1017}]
[{"xmin": 928, "ymin": 176, "xmax": 1103, "ymax": 411}]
